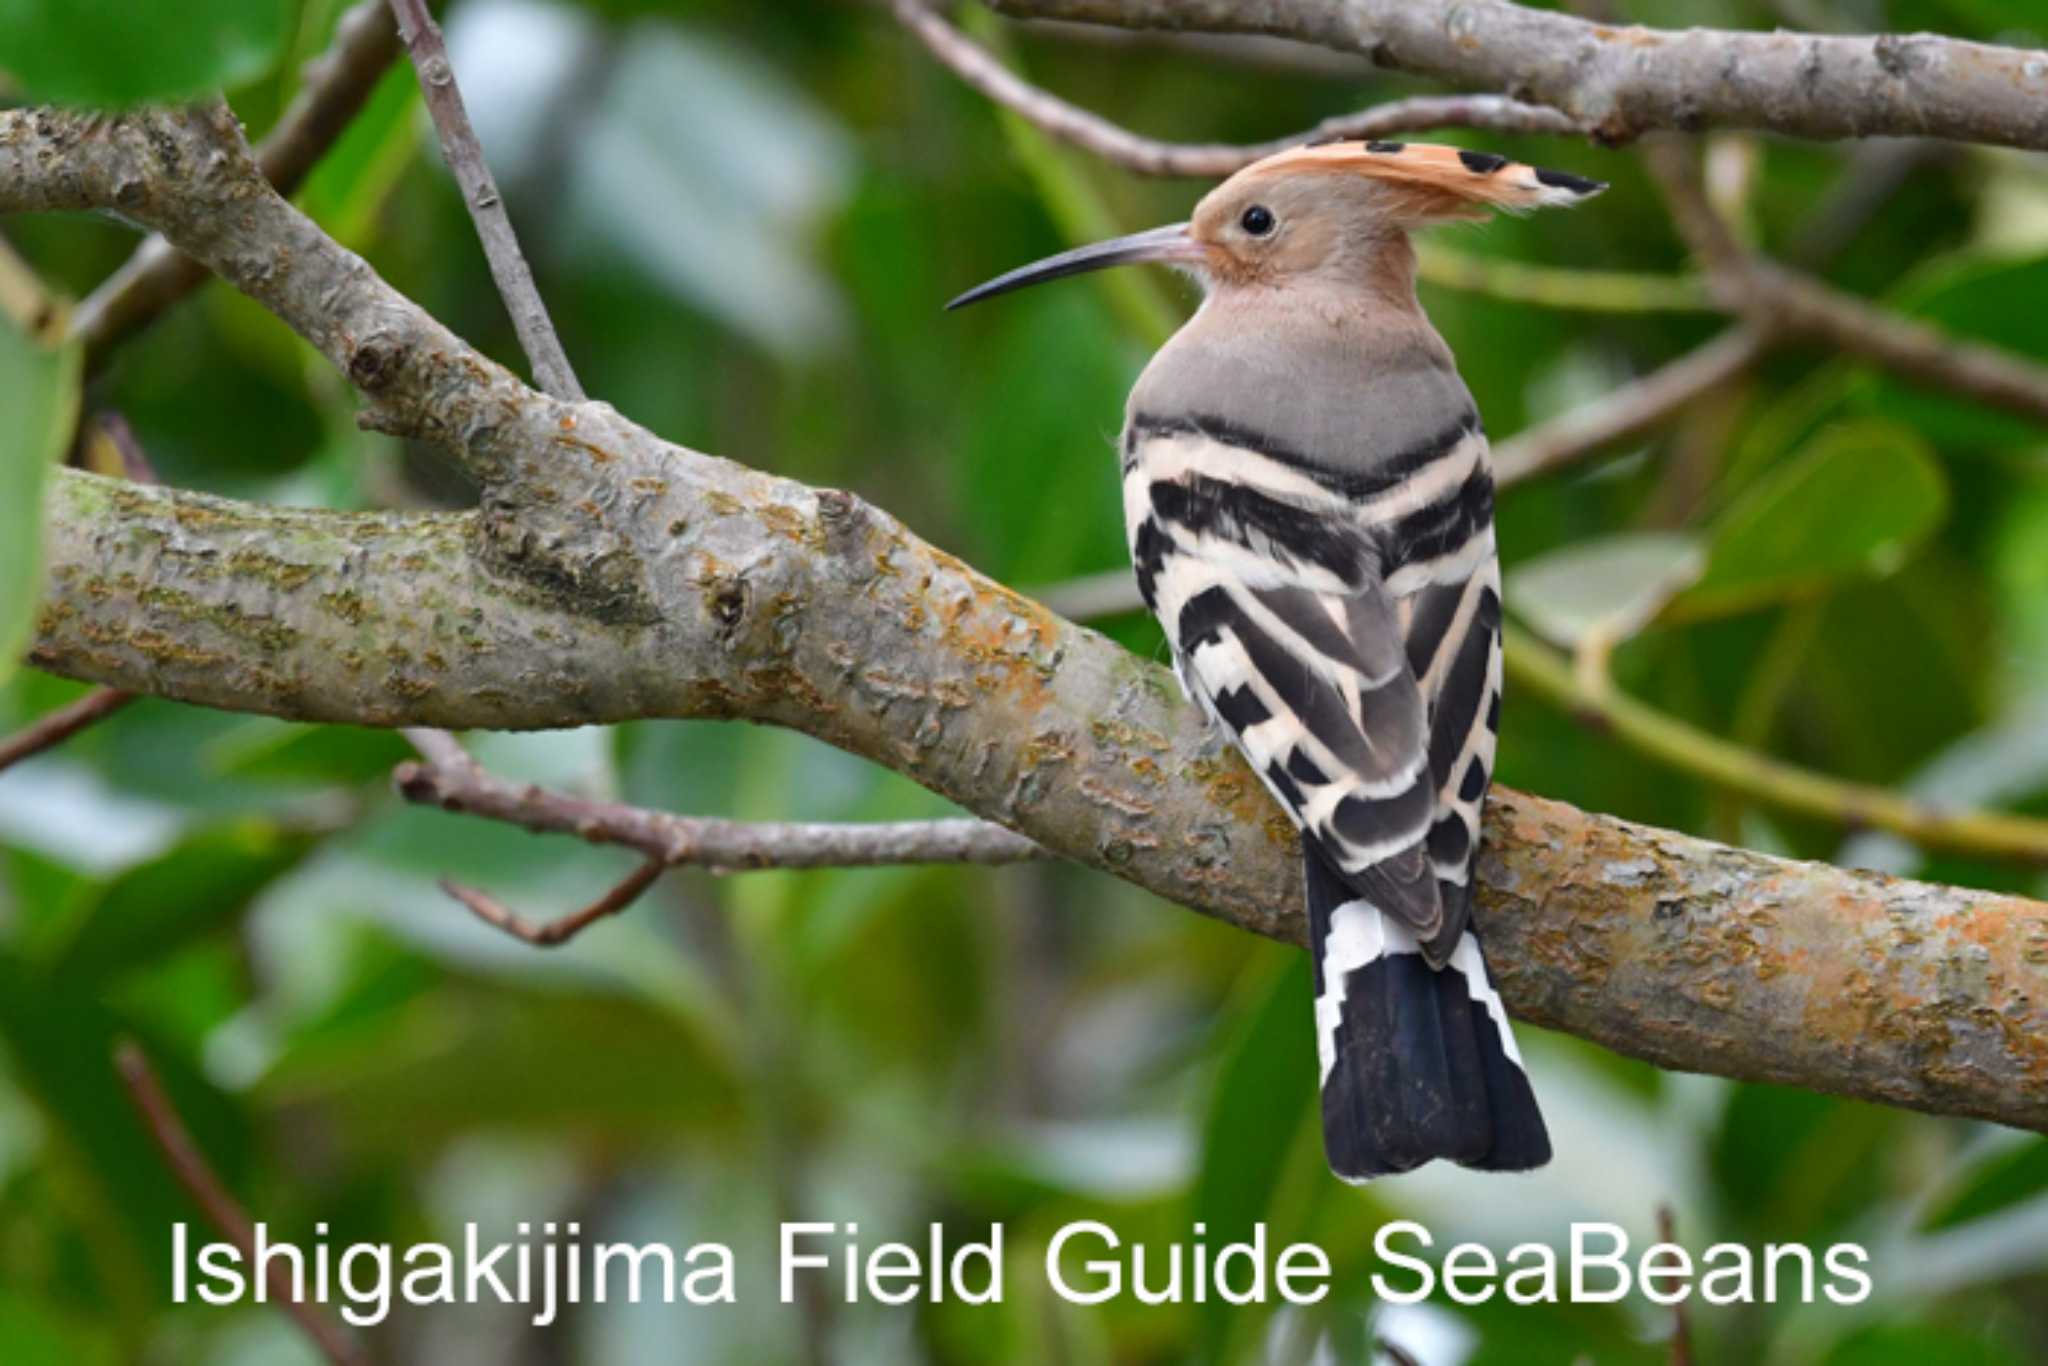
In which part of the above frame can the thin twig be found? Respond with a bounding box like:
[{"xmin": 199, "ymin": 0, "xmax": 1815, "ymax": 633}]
[
  {"xmin": 440, "ymin": 856, "xmax": 666, "ymax": 946},
  {"xmin": 395, "ymin": 728, "xmax": 1047, "ymax": 941},
  {"xmin": 1414, "ymin": 240, "xmax": 1713, "ymax": 314},
  {"xmin": 1375, "ymin": 1338, "xmax": 1424, "ymax": 1366},
  {"xmin": 74, "ymin": 0, "xmax": 404, "ymax": 365},
  {"xmin": 890, "ymin": 0, "xmax": 1582, "ymax": 179},
  {"xmin": 81, "ymin": 410, "xmax": 163, "ymax": 484},
  {"xmin": 1034, "ymin": 567, "xmax": 1149, "ymax": 621},
  {"xmin": 394, "ymin": 731, "xmax": 1047, "ymax": 869},
  {"xmin": 1785, "ymin": 138, "xmax": 1947, "ymax": 269},
  {"xmin": 0, "ymin": 688, "xmax": 136, "ymax": 773},
  {"xmin": 1491, "ymin": 324, "xmax": 1773, "ymax": 485},
  {"xmin": 1760, "ymin": 260, "xmax": 2048, "ymax": 425},
  {"xmin": 113, "ymin": 1041, "xmax": 366, "ymax": 1366},
  {"xmin": 379, "ymin": 0, "xmax": 595, "ymax": 921},
  {"xmin": 1657, "ymin": 1206, "xmax": 1696, "ymax": 1366},
  {"xmin": 386, "ymin": 0, "xmax": 584, "ymax": 401},
  {"xmin": 1643, "ymin": 135, "xmax": 2048, "ymax": 427},
  {"xmin": 1504, "ymin": 624, "xmax": 2048, "ymax": 867}
]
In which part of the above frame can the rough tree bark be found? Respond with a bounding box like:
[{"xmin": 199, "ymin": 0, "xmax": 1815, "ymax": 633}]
[
  {"xmin": 5, "ymin": 85, "xmax": 2046, "ymax": 1133},
  {"xmin": 987, "ymin": 0, "xmax": 2048, "ymax": 150}
]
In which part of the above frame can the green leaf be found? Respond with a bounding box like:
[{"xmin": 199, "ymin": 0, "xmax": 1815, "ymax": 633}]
[
  {"xmin": 0, "ymin": 1287, "xmax": 118, "ymax": 1366},
  {"xmin": 1920, "ymin": 1138, "xmax": 2048, "ymax": 1232},
  {"xmin": 0, "ymin": 0, "xmax": 293, "ymax": 107},
  {"xmin": 1507, "ymin": 532, "xmax": 1704, "ymax": 649},
  {"xmin": 296, "ymin": 62, "xmax": 423, "ymax": 248},
  {"xmin": 0, "ymin": 271, "xmax": 80, "ymax": 691},
  {"xmin": 205, "ymin": 718, "xmax": 415, "ymax": 784},
  {"xmin": 0, "ymin": 954, "xmax": 250, "ymax": 1297},
  {"xmin": 1859, "ymin": 253, "xmax": 2048, "ymax": 450},
  {"xmin": 258, "ymin": 968, "xmax": 746, "ymax": 1151},
  {"xmin": 1672, "ymin": 420, "xmax": 1948, "ymax": 621},
  {"xmin": 41, "ymin": 820, "xmax": 317, "ymax": 983}
]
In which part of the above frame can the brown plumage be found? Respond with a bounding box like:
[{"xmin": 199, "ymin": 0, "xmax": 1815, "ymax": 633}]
[{"xmin": 951, "ymin": 140, "xmax": 1605, "ymax": 1181}]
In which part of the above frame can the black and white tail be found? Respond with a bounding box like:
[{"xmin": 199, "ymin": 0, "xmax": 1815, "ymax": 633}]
[{"xmin": 1307, "ymin": 851, "xmax": 1548, "ymax": 1180}]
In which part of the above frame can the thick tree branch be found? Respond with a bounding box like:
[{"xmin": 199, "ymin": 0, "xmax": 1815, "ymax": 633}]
[
  {"xmin": 893, "ymin": 0, "xmax": 1579, "ymax": 177},
  {"xmin": 3, "ymin": 106, "xmax": 531, "ymax": 477},
  {"xmin": 985, "ymin": 0, "xmax": 2048, "ymax": 150},
  {"xmin": 13, "ymin": 105, "xmax": 2048, "ymax": 1133},
  {"xmin": 38, "ymin": 472, "xmax": 2048, "ymax": 1130},
  {"xmin": 73, "ymin": 0, "xmax": 403, "ymax": 365}
]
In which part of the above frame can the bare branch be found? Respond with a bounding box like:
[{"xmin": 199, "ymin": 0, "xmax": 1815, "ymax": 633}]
[
  {"xmin": 0, "ymin": 688, "xmax": 135, "ymax": 773},
  {"xmin": 1658, "ymin": 1207, "xmax": 1696, "ymax": 1366},
  {"xmin": 392, "ymin": 729, "xmax": 1049, "ymax": 870},
  {"xmin": 1490, "ymin": 325, "xmax": 1772, "ymax": 486},
  {"xmin": 1644, "ymin": 135, "xmax": 2048, "ymax": 427},
  {"xmin": 1761, "ymin": 262, "xmax": 2048, "ymax": 424},
  {"xmin": 441, "ymin": 857, "xmax": 667, "ymax": 946},
  {"xmin": 892, "ymin": 0, "xmax": 1579, "ymax": 178},
  {"xmin": 986, "ymin": 0, "xmax": 2048, "ymax": 151},
  {"xmin": 386, "ymin": 0, "xmax": 584, "ymax": 401},
  {"xmin": 0, "ymin": 412, "xmax": 160, "ymax": 775},
  {"xmin": 3, "ymin": 104, "xmax": 544, "ymax": 484},
  {"xmin": 73, "ymin": 0, "xmax": 403, "ymax": 364},
  {"xmin": 114, "ymin": 1042, "xmax": 367, "ymax": 1366}
]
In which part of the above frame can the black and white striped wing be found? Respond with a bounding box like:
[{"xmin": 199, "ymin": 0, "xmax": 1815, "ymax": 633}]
[
  {"xmin": 1367, "ymin": 416, "xmax": 1501, "ymax": 950},
  {"xmin": 1400, "ymin": 559, "xmax": 1503, "ymax": 941},
  {"xmin": 1124, "ymin": 422, "xmax": 1445, "ymax": 942}
]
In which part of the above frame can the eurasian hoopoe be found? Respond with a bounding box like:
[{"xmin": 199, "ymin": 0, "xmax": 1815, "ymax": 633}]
[{"xmin": 952, "ymin": 140, "xmax": 1605, "ymax": 1180}]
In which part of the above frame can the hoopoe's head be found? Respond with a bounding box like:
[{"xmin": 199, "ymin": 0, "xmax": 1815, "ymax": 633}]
[{"xmin": 948, "ymin": 141, "xmax": 1604, "ymax": 310}]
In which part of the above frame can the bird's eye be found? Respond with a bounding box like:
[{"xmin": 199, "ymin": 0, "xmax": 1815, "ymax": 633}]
[{"xmin": 1240, "ymin": 204, "xmax": 1276, "ymax": 237}]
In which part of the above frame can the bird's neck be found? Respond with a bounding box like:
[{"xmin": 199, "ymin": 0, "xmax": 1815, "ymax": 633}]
[{"xmin": 1194, "ymin": 233, "xmax": 1434, "ymax": 352}]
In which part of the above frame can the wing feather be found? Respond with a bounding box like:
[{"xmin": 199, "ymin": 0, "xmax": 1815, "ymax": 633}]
[{"xmin": 1130, "ymin": 427, "xmax": 1444, "ymax": 941}]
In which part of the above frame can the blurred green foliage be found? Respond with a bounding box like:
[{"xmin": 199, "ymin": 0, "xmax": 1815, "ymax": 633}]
[{"xmin": 4, "ymin": 1, "xmax": 2048, "ymax": 1363}]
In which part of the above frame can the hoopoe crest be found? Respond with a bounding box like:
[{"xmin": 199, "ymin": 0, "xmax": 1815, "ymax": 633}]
[{"xmin": 952, "ymin": 142, "xmax": 1604, "ymax": 1181}]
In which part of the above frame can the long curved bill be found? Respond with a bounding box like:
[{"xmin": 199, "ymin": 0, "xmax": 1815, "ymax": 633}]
[{"xmin": 946, "ymin": 222, "xmax": 1199, "ymax": 310}]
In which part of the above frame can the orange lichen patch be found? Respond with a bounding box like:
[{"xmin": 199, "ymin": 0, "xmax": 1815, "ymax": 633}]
[
  {"xmin": 742, "ymin": 661, "xmax": 835, "ymax": 717},
  {"xmin": 1953, "ymin": 896, "xmax": 2038, "ymax": 952},
  {"xmin": 1020, "ymin": 729, "xmax": 1076, "ymax": 770},
  {"xmin": 552, "ymin": 433, "xmax": 615, "ymax": 463},
  {"xmin": 756, "ymin": 501, "xmax": 820, "ymax": 548},
  {"xmin": 1076, "ymin": 774, "xmax": 1157, "ymax": 820},
  {"xmin": 1591, "ymin": 24, "xmax": 1664, "ymax": 45},
  {"xmin": 856, "ymin": 667, "xmax": 974, "ymax": 710},
  {"xmin": 1090, "ymin": 716, "xmax": 1174, "ymax": 754},
  {"xmin": 1180, "ymin": 751, "xmax": 1295, "ymax": 850}
]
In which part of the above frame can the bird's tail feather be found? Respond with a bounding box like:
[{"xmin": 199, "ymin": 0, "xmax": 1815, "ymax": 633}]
[{"xmin": 1306, "ymin": 851, "xmax": 1550, "ymax": 1181}]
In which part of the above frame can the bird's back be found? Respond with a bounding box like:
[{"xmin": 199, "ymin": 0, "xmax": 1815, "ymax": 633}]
[{"xmin": 1121, "ymin": 302, "xmax": 1499, "ymax": 955}]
